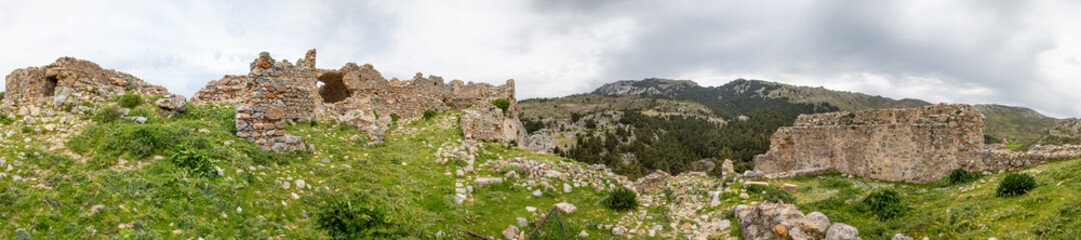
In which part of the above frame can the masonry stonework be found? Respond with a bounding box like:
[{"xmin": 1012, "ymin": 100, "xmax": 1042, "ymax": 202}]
[
  {"xmin": 753, "ymin": 103, "xmax": 1081, "ymax": 183},
  {"xmin": 194, "ymin": 49, "xmax": 526, "ymax": 151},
  {"xmin": 2, "ymin": 57, "xmax": 170, "ymax": 112}
]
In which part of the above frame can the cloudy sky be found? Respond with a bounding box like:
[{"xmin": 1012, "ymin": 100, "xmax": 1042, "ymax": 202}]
[{"xmin": 1, "ymin": 1, "xmax": 1079, "ymax": 117}]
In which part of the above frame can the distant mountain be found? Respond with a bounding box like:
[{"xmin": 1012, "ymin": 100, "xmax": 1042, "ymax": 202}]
[
  {"xmin": 592, "ymin": 78, "xmax": 699, "ymax": 96},
  {"xmin": 975, "ymin": 104, "xmax": 1062, "ymax": 146},
  {"xmin": 522, "ymin": 78, "xmax": 1069, "ymax": 178}
]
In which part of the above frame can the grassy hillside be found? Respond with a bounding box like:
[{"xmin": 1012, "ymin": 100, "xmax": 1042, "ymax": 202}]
[
  {"xmin": 775, "ymin": 159, "xmax": 1081, "ymax": 239},
  {"xmin": 976, "ymin": 104, "xmax": 1061, "ymax": 148},
  {"xmin": 0, "ymin": 97, "xmax": 749, "ymax": 239}
]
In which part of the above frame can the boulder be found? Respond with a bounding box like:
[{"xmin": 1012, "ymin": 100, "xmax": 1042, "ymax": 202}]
[
  {"xmin": 502, "ymin": 225, "xmax": 519, "ymax": 240},
  {"xmin": 892, "ymin": 233, "xmax": 914, "ymax": 240},
  {"xmin": 474, "ymin": 177, "xmax": 504, "ymax": 187},
  {"xmin": 554, "ymin": 202, "xmax": 577, "ymax": 214},
  {"xmin": 825, "ymin": 223, "xmax": 860, "ymax": 240},
  {"xmin": 155, "ymin": 94, "xmax": 187, "ymax": 113}
]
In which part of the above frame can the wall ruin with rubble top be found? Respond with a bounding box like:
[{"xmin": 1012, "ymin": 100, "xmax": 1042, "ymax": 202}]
[
  {"xmin": 194, "ymin": 49, "xmax": 525, "ymax": 151},
  {"xmin": 753, "ymin": 103, "xmax": 985, "ymax": 183},
  {"xmin": 2, "ymin": 57, "xmax": 170, "ymax": 112},
  {"xmin": 753, "ymin": 103, "xmax": 1081, "ymax": 183}
]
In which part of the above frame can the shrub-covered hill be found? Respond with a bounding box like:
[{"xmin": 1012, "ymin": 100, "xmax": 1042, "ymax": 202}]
[{"xmin": 0, "ymin": 96, "xmax": 761, "ymax": 239}]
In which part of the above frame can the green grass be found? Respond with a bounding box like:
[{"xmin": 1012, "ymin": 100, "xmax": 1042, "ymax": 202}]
[
  {"xmin": 0, "ymin": 104, "xmax": 641, "ymax": 239},
  {"xmin": 786, "ymin": 159, "xmax": 1081, "ymax": 239}
]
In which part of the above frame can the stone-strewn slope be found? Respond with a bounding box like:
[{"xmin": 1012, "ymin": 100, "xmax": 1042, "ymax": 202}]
[{"xmin": 2, "ymin": 57, "xmax": 170, "ymax": 111}]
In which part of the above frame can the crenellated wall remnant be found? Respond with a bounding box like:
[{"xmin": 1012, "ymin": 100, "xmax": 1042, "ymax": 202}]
[
  {"xmin": 194, "ymin": 49, "xmax": 525, "ymax": 151},
  {"xmin": 2, "ymin": 57, "xmax": 170, "ymax": 112},
  {"xmin": 753, "ymin": 103, "xmax": 1081, "ymax": 183}
]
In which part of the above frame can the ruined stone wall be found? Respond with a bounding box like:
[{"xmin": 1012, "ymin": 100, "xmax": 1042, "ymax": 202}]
[
  {"xmin": 2, "ymin": 57, "xmax": 169, "ymax": 112},
  {"xmin": 194, "ymin": 49, "xmax": 524, "ymax": 150},
  {"xmin": 753, "ymin": 104, "xmax": 984, "ymax": 183}
]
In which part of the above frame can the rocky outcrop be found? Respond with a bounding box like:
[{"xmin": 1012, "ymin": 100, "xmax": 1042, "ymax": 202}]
[
  {"xmin": 193, "ymin": 49, "xmax": 525, "ymax": 150},
  {"xmin": 735, "ymin": 202, "xmax": 861, "ymax": 240},
  {"xmin": 592, "ymin": 78, "xmax": 699, "ymax": 96},
  {"xmin": 753, "ymin": 104, "xmax": 984, "ymax": 183},
  {"xmin": 2, "ymin": 57, "xmax": 169, "ymax": 112}
]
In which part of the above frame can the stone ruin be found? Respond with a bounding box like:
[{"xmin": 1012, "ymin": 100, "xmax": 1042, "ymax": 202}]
[
  {"xmin": 753, "ymin": 103, "xmax": 1081, "ymax": 183},
  {"xmin": 193, "ymin": 49, "xmax": 526, "ymax": 151},
  {"xmin": 2, "ymin": 57, "xmax": 171, "ymax": 113}
]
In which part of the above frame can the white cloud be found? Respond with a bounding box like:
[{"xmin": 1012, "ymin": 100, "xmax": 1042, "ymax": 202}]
[{"xmin": 1, "ymin": 0, "xmax": 1080, "ymax": 117}]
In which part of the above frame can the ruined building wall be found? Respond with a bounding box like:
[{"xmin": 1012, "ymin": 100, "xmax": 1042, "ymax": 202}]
[
  {"xmin": 194, "ymin": 49, "xmax": 525, "ymax": 151},
  {"xmin": 753, "ymin": 104, "xmax": 984, "ymax": 183},
  {"xmin": 2, "ymin": 57, "xmax": 170, "ymax": 112}
]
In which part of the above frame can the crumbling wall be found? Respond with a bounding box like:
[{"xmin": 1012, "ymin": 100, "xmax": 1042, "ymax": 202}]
[
  {"xmin": 194, "ymin": 49, "xmax": 525, "ymax": 151},
  {"xmin": 2, "ymin": 57, "xmax": 169, "ymax": 112},
  {"xmin": 753, "ymin": 104, "xmax": 984, "ymax": 183}
]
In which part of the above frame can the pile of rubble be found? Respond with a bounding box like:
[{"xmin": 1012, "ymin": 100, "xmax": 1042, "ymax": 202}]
[{"xmin": 734, "ymin": 202, "xmax": 861, "ymax": 240}]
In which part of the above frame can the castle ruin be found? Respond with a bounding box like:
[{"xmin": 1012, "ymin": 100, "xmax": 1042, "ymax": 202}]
[
  {"xmin": 753, "ymin": 103, "xmax": 1081, "ymax": 183},
  {"xmin": 192, "ymin": 49, "xmax": 526, "ymax": 151},
  {"xmin": 2, "ymin": 57, "xmax": 171, "ymax": 112}
]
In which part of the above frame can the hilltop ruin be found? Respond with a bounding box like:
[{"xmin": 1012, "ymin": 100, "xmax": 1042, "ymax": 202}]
[
  {"xmin": 2, "ymin": 57, "xmax": 171, "ymax": 112},
  {"xmin": 753, "ymin": 103, "xmax": 1081, "ymax": 183},
  {"xmin": 192, "ymin": 50, "xmax": 525, "ymax": 151},
  {"xmin": 2, "ymin": 50, "xmax": 525, "ymax": 152}
]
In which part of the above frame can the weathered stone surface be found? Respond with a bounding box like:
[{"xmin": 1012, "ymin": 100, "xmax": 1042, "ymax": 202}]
[
  {"xmin": 553, "ymin": 202, "xmax": 577, "ymax": 214},
  {"xmin": 192, "ymin": 49, "xmax": 525, "ymax": 151},
  {"xmin": 473, "ymin": 177, "xmax": 504, "ymax": 187},
  {"xmin": 754, "ymin": 103, "xmax": 1081, "ymax": 183},
  {"xmin": 631, "ymin": 170, "xmax": 670, "ymax": 194},
  {"xmin": 825, "ymin": 223, "xmax": 860, "ymax": 240},
  {"xmin": 2, "ymin": 57, "xmax": 170, "ymax": 112},
  {"xmin": 155, "ymin": 94, "xmax": 187, "ymax": 113},
  {"xmin": 736, "ymin": 202, "xmax": 854, "ymax": 240},
  {"xmin": 754, "ymin": 104, "xmax": 983, "ymax": 183}
]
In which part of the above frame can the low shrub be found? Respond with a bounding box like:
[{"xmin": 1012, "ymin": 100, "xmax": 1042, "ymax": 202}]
[
  {"xmin": 118, "ymin": 93, "xmax": 143, "ymax": 108},
  {"xmin": 315, "ymin": 194, "xmax": 400, "ymax": 239},
  {"xmin": 170, "ymin": 145, "xmax": 216, "ymax": 177},
  {"xmin": 491, "ymin": 98, "xmax": 511, "ymax": 114},
  {"xmin": 389, "ymin": 114, "xmax": 400, "ymax": 123},
  {"xmin": 747, "ymin": 184, "xmax": 795, "ymax": 203},
  {"xmin": 602, "ymin": 188, "xmax": 639, "ymax": 212},
  {"xmin": 863, "ymin": 189, "xmax": 906, "ymax": 220},
  {"xmin": 94, "ymin": 103, "xmax": 123, "ymax": 123},
  {"xmin": 948, "ymin": 169, "xmax": 978, "ymax": 185},
  {"xmin": 997, "ymin": 173, "xmax": 1037, "ymax": 197},
  {"xmin": 422, "ymin": 110, "xmax": 437, "ymax": 121}
]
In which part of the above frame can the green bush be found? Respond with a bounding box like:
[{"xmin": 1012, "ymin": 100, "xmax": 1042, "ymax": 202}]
[
  {"xmin": 948, "ymin": 169, "xmax": 978, "ymax": 185},
  {"xmin": 170, "ymin": 145, "xmax": 216, "ymax": 177},
  {"xmin": 94, "ymin": 103, "xmax": 123, "ymax": 123},
  {"xmin": 118, "ymin": 93, "xmax": 143, "ymax": 108},
  {"xmin": 602, "ymin": 188, "xmax": 639, "ymax": 212},
  {"xmin": 997, "ymin": 173, "xmax": 1037, "ymax": 197},
  {"xmin": 422, "ymin": 110, "xmax": 437, "ymax": 121},
  {"xmin": 491, "ymin": 98, "xmax": 511, "ymax": 114},
  {"xmin": 389, "ymin": 114, "xmax": 400, "ymax": 123},
  {"xmin": 315, "ymin": 194, "xmax": 400, "ymax": 239},
  {"xmin": 747, "ymin": 184, "xmax": 795, "ymax": 203},
  {"xmin": 863, "ymin": 189, "xmax": 906, "ymax": 220}
]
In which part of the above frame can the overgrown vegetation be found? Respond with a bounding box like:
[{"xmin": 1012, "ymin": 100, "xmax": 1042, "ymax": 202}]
[
  {"xmin": 117, "ymin": 92, "xmax": 143, "ymax": 108},
  {"xmin": 862, "ymin": 189, "xmax": 906, "ymax": 220},
  {"xmin": 422, "ymin": 110, "xmax": 437, "ymax": 121},
  {"xmin": 491, "ymin": 98, "xmax": 511, "ymax": 114},
  {"xmin": 314, "ymin": 193, "xmax": 401, "ymax": 239},
  {"xmin": 996, "ymin": 173, "xmax": 1037, "ymax": 197},
  {"xmin": 170, "ymin": 145, "xmax": 217, "ymax": 177},
  {"xmin": 948, "ymin": 169, "xmax": 979, "ymax": 185},
  {"xmin": 746, "ymin": 184, "xmax": 795, "ymax": 203},
  {"xmin": 602, "ymin": 188, "xmax": 639, "ymax": 212}
]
